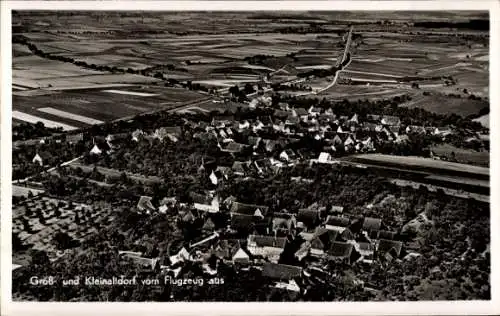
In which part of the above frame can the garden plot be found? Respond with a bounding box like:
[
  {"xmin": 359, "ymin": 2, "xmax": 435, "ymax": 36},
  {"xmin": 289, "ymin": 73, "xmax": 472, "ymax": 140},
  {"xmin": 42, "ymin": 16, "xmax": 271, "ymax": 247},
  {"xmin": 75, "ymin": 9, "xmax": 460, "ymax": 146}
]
[{"xmin": 12, "ymin": 196, "xmax": 113, "ymax": 261}]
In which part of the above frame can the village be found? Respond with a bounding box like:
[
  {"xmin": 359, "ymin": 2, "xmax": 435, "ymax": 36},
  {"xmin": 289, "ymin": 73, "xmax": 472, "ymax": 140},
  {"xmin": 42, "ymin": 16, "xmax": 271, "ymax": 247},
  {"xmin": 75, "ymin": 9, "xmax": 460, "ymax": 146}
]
[
  {"xmin": 10, "ymin": 10, "xmax": 490, "ymax": 302},
  {"xmin": 12, "ymin": 95, "xmax": 490, "ymax": 300}
]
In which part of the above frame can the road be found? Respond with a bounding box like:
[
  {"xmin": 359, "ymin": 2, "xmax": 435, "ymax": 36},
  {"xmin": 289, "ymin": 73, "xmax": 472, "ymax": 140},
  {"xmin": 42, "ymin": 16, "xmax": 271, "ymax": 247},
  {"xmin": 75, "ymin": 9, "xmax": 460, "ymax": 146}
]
[
  {"xmin": 15, "ymin": 155, "xmax": 84, "ymax": 184},
  {"xmin": 296, "ymin": 26, "xmax": 354, "ymax": 96}
]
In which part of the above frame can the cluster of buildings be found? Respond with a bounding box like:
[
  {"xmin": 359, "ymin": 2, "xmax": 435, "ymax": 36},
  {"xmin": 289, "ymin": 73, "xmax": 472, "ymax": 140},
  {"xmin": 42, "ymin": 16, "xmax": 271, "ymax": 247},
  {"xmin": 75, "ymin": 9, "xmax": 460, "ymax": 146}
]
[
  {"xmin": 128, "ymin": 189, "xmax": 407, "ymax": 296},
  {"xmin": 20, "ymin": 100, "xmax": 469, "ymax": 296}
]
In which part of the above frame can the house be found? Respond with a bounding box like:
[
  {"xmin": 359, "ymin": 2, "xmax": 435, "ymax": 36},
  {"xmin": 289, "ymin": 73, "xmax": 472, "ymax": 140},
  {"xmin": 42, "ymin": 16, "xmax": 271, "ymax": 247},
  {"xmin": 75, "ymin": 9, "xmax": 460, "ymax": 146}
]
[
  {"xmin": 274, "ymin": 279, "xmax": 301, "ymax": 293},
  {"xmin": 389, "ymin": 125, "xmax": 400, "ymax": 136},
  {"xmin": 230, "ymin": 214, "xmax": 255, "ymax": 232},
  {"xmin": 219, "ymin": 129, "xmax": 229, "ymax": 139},
  {"xmin": 344, "ymin": 135, "xmax": 355, "ymax": 146},
  {"xmin": 169, "ymin": 247, "xmax": 192, "ymax": 265},
  {"xmin": 349, "ymin": 114, "xmax": 359, "ymax": 124},
  {"xmin": 160, "ymin": 196, "xmax": 177, "ymax": 206},
  {"xmin": 274, "ymin": 109, "xmax": 291, "ymax": 119},
  {"xmin": 354, "ymin": 241, "xmax": 375, "ymax": 260},
  {"xmin": 262, "ymin": 262, "xmax": 302, "ymax": 280},
  {"xmin": 272, "ymin": 213, "xmax": 297, "ymax": 235},
  {"xmin": 221, "ymin": 141, "xmax": 247, "ymax": 153},
  {"xmin": 308, "ymin": 106, "xmax": 322, "ymax": 116},
  {"xmin": 182, "ymin": 210, "xmax": 195, "ymax": 223},
  {"xmin": 215, "ymin": 166, "xmax": 231, "ymax": 180},
  {"xmin": 279, "ymin": 149, "xmax": 297, "ymax": 162},
  {"xmin": 131, "ymin": 129, "xmax": 144, "ymax": 142},
  {"xmin": 248, "ymin": 136, "xmax": 262, "ymax": 149},
  {"xmin": 326, "ymin": 242, "xmax": 360, "ymax": 264},
  {"xmin": 122, "ymin": 255, "xmax": 159, "ymax": 270},
  {"xmin": 137, "ymin": 196, "xmax": 155, "ymax": 212},
  {"xmin": 293, "ymin": 107, "xmax": 308, "ymax": 119},
  {"xmin": 317, "ymin": 152, "xmax": 334, "ymax": 164},
  {"xmin": 361, "ymin": 137, "xmax": 375, "ymax": 151},
  {"xmin": 323, "ymin": 108, "xmax": 336, "ymax": 118},
  {"xmin": 153, "ymin": 126, "xmax": 182, "ymax": 141},
  {"xmin": 367, "ymin": 114, "xmax": 381, "ymax": 121},
  {"xmin": 190, "ymin": 192, "xmax": 210, "ymax": 205},
  {"xmin": 405, "ymin": 125, "xmax": 426, "ymax": 134},
  {"xmin": 230, "ymin": 202, "xmax": 269, "ymax": 217},
  {"xmin": 238, "ymin": 120, "xmax": 250, "ymax": 130},
  {"xmin": 211, "ymin": 240, "xmax": 231, "ymax": 259},
  {"xmin": 329, "ymin": 205, "xmax": 344, "ymax": 214},
  {"xmin": 362, "ymin": 217, "xmax": 382, "ymax": 232},
  {"xmin": 433, "ymin": 127, "xmax": 453, "ymax": 137},
  {"xmin": 212, "ymin": 115, "xmax": 234, "ymax": 127},
  {"xmin": 252, "ymin": 120, "xmax": 265, "ymax": 133},
  {"xmin": 294, "ymin": 241, "xmax": 311, "ymax": 261},
  {"xmin": 194, "ymin": 196, "xmax": 220, "ymax": 213},
  {"xmin": 251, "ymin": 160, "xmax": 265, "ymax": 175},
  {"xmin": 231, "ymin": 245, "xmax": 250, "ymax": 264},
  {"xmin": 32, "ymin": 153, "xmax": 43, "ymax": 166},
  {"xmin": 202, "ymin": 217, "xmax": 216, "ymax": 231},
  {"xmin": 209, "ymin": 170, "xmax": 218, "ymax": 185},
  {"xmin": 310, "ymin": 228, "xmax": 339, "ymax": 257},
  {"xmin": 377, "ymin": 239, "xmax": 403, "ymax": 260},
  {"xmin": 363, "ymin": 122, "xmax": 378, "ymax": 132},
  {"xmin": 89, "ymin": 144, "xmax": 102, "ymax": 155},
  {"xmin": 66, "ymin": 133, "xmax": 84, "ymax": 144},
  {"xmin": 324, "ymin": 215, "xmax": 350, "ymax": 233},
  {"xmin": 158, "ymin": 205, "xmax": 168, "ymax": 214},
  {"xmin": 231, "ymin": 161, "xmax": 249, "ymax": 176},
  {"xmin": 381, "ymin": 115, "xmax": 401, "ymax": 126},
  {"xmin": 285, "ymin": 115, "xmax": 300, "ymax": 126},
  {"xmin": 332, "ymin": 134, "xmax": 343, "ymax": 146},
  {"xmin": 378, "ymin": 230, "xmax": 397, "ymax": 240},
  {"xmin": 297, "ymin": 208, "xmax": 321, "ymax": 229},
  {"xmin": 247, "ymin": 235, "xmax": 287, "ymax": 262},
  {"xmin": 253, "ymin": 217, "xmax": 272, "ymax": 235}
]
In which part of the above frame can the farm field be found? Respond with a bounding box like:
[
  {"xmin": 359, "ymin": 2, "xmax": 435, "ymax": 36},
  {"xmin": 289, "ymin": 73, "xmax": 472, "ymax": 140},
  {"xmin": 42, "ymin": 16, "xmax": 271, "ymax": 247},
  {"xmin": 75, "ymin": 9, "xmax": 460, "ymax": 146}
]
[
  {"xmin": 320, "ymin": 84, "xmax": 411, "ymax": 101},
  {"xmin": 430, "ymin": 144, "xmax": 489, "ymax": 167},
  {"xmin": 12, "ymin": 11, "xmax": 489, "ymax": 130},
  {"xmin": 389, "ymin": 178, "xmax": 489, "ymax": 203},
  {"xmin": 348, "ymin": 154, "xmax": 489, "ymax": 178},
  {"xmin": 13, "ymin": 86, "xmax": 208, "ymax": 129},
  {"xmin": 399, "ymin": 93, "xmax": 488, "ymax": 116}
]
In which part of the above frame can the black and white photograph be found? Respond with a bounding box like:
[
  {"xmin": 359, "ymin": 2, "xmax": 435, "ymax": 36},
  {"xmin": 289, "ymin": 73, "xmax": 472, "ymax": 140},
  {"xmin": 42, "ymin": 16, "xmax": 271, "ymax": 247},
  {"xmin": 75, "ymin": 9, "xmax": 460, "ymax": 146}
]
[{"xmin": 2, "ymin": 1, "xmax": 497, "ymax": 311}]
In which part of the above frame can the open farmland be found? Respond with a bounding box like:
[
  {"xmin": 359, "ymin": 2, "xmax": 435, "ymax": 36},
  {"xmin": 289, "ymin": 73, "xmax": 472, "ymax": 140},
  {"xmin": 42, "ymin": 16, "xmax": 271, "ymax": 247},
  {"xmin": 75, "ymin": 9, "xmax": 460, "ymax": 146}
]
[
  {"xmin": 399, "ymin": 93, "xmax": 488, "ymax": 116},
  {"xmin": 430, "ymin": 144, "xmax": 489, "ymax": 167},
  {"xmin": 13, "ymin": 86, "xmax": 209, "ymax": 129},
  {"xmin": 347, "ymin": 154, "xmax": 489, "ymax": 179}
]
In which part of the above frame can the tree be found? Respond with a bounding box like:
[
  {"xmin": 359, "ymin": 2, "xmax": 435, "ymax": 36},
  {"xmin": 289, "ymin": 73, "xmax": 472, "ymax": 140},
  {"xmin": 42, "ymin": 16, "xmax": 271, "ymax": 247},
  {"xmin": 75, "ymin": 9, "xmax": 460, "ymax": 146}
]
[
  {"xmin": 53, "ymin": 232, "xmax": 78, "ymax": 250},
  {"xmin": 244, "ymin": 83, "xmax": 255, "ymax": 95},
  {"xmin": 229, "ymin": 85, "xmax": 240, "ymax": 96}
]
